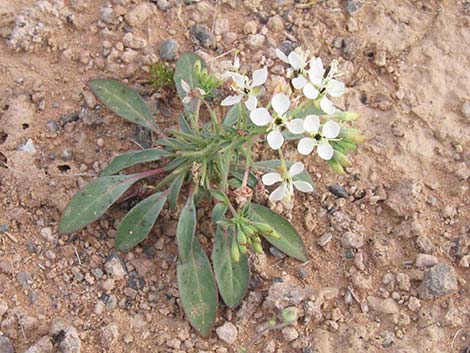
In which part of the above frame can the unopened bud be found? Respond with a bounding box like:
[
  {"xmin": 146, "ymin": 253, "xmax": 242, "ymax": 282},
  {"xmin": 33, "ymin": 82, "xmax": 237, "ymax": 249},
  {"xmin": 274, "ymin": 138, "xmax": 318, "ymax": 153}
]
[
  {"xmin": 231, "ymin": 242, "xmax": 240, "ymax": 263},
  {"xmin": 339, "ymin": 128, "xmax": 365, "ymax": 144},
  {"xmin": 242, "ymin": 224, "xmax": 257, "ymax": 237},
  {"xmin": 239, "ymin": 244, "xmax": 248, "ymax": 254},
  {"xmin": 252, "ymin": 242, "xmax": 263, "ymax": 254},
  {"xmin": 328, "ymin": 159, "xmax": 345, "ymax": 175},
  {"xmin": 237, "ymin": 228, "xmax": 247, "ymax": 245},
  {"xmin": 333, "ymin": 150, "xmax": 352, "ymax": 168},
  {"xmin": 252, "ymin": 222, "xmax": 274, "ymax": 235},
  {"xmin": 331, "ymin": 111, "xmax": 359, "ymax": 121}
]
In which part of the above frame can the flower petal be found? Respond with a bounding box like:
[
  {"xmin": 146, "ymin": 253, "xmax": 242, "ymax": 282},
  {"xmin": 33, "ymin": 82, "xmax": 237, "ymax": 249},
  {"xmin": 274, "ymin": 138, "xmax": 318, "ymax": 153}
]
[
  {"xmin": 297, "ymin": 137, "xmax": 315, "ymax": 155},
  {"xmin": 320, "ymin": 96, "xmax": 336, "ymax": 115},
  {"xmin": 262, "ymin": 172, "xmax": 282, "ymax": 186},
  {"xmin": 251, "ymin": 67, "xmax": 268, "ymax": 87},
  {"xmin": 221, "ymin": 95, "xmax": 242, "ymax": 106},
  {"xmin": 276, "ymin": 48, "xmax": 289, "ymax": 63},
  {"xmin": 250, "ymin": 108, "xmax": 273, "ymax": 126},
  {"xmin": 303, "ymin": 115, "xmax": 320, "ymax": 134},
  {"xmin": 308, "ymin": 57, "xmax": 324, "ymax": 86},
  {"xmin": 267, "ymin": 129, "xmax": 284, "ymax": 150},
  {"xmin": 327, "ymin": 79, "xmax": 345, "ymax": 97},
  {"xmin": 271, "ymin": 93, "xmax": 290, "ymax": 116},
  {"xmin": 230, "ymin": 72, "xmax": 247, "ymax": 88},
  {"xmin": 317, "ymin": 140, "xmax": 334, "ymax": 160},
  {"xmin": 289, "ymin": 161, "xmax": 304, "ymax": 177},
  {"xmin": 286, "ymin": 119, "xmax": 305, "ymax": 134},
  {"xmin": 245, "ymin": 95, "xmax": 258, "ymax": 111},
  {"xmin": 288, "ymin": 51, "xmax": 303, "ymax": 70},
  {"xmin": 322, "ymin": 120, "xmax": 341, "ymax": 139},
  {"xmin": 269, "ymin": 184, "xmax": 286, "ymax": 202},
  {"xmin": 303, "ymin": 83, "xmax": 319, "ymax": 99},
  {"xmin": 181, "ymin": 80, "xmax": 191, "ymax": 93},
  {"xmin": 233, "ymin": 56, "xmax": 240, "ymax": 70},
  {"xmin": 292, "ymin": 75, "xmax": 307, "ymax": 90},
  {"xmin": 293, "ymin": 180, "xmax": 314, "ymax": 193}
]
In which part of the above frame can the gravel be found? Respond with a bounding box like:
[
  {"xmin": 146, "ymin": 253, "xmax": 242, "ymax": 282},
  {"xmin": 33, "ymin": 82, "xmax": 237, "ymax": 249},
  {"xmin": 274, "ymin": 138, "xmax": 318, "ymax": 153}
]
[
  {"xmin": 216, "ymin": 322, "xmax": 238, "ymax": 344},
  {"xmin": 367, "ymin": 296, "xmax": 399, "ymax": 314},
  {"xmin": 328, "ymin": 185, "xmax": 349, "ymax": 198},
  {"xmin": 415, "ymin": 254, "xmax": 438, "ymax": 268},
  {"xmin": 100, "ymin": 323, "xmax": 119, "ymax": 346},
  {"xmin": 104, "ymin": 254, "xmax": 126, "ymax": 280},
  {"xmin": 24, "ymin": 336, "xmax": 53, "ymax": 353},
  {"xmin": 340, "ymin": 231, "xmax": 364, "ymax": 249},
  {"xmin": 190, "ymin": 24, "xmax": 216, "ymax": 49},
  {"xmin": 0, "ymin": 336, "xmax": 14, "ymax": 353},
  {"xmin": 419, "ymin": 263, "xmax": 458, "ymax": 299},
  {"xmin": 281, "ymin": 326, "xmax": 299, "ymax": 342},
  {"xmin": 159, "ymin": 39, "xmax": 179, "ymax": 61},
  {"xmin": 125, "ymin": 3, "xmax": 155, "ymax": 26}
]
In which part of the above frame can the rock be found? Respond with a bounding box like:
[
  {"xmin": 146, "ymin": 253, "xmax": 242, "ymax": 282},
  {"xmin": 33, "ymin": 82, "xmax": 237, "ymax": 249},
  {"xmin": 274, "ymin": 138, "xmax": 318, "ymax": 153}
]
[
  {"xmin": 346, "ymin": 0, "xmax": 362, "ymax": 14},
  {"xmin": 214, "ymin": 18, "xmax": 230, "ymax": 35},
  {"xmin": 246, "ymin": 34, "xmax": 265, "ymax": 49},
  {"xmin": 222, "ymin": 32, "xmax": 238, "ymax": 45},
  {"xmin": 462, "ymin": 101, "xmax": 470, "ymax": 119},
  {"xmin": 352, "ymin": 273, "xmax": 372, "ymax": 290},
  {"xmin": 415, "ymin": 254, "xmax": 438, "ymax": 268},
  {"xmin": 104, "ymin": 254, "xmax": 126, "ymax": 280},
  {"xmin": 317, "ymin": 233, "xmax": 332, "ymax": 247},
  {"xmin": 459, "ymin": 254, "xmax": 470, "ymax": 268},
  {"xmin": 120, "ymin": 49, "xmax": 138, "ymax": 63},
  {"xmin": 0, "ymin": 260, "xmax": 13, "ymax": 274},
  {"xmin": 17, "ymin": 271, "xmax": 33, "ymax": 289},
  {"xmin": 165, "ymin": 338, "xmax": 181, "ymax": 349},
  {"xmin": 419, "ymin": 263, "xmax": 458, "ymax": 299},
  {"xmin": 407, "ymin": 297, "xmax": 421, "ymax": 312},
  {"xmin": 190, "ymin": 24, "xmax": 216, "ymax": 49},
  {"xmin": 396, "ymin": 273, "xmax": 411, "ymax": 291},
  {"xmin": 155, "ymin": 0, "xmax": 171, "ymax": 11},
  {"xmin": 244, "ymin": 21, "xmax": 257, "ymax": 34},
  {"xmin": 216, "ymin": 322, "xmax": 238, "ymax": 344},
  {"xmin": 125, "ymin": 3, "xmax": 155, "ymax": 26},
  {"xmin": 100, "ymin": 7, "xmax": 115, "ymax": 24},
  {"xmin": 264, "ymin": 278, "xmax": 316, "ymax": 309},
  {"xmin": 159, "ymin": 39, "xmax": 179, "ymax": 61},
  {"xmin": 0, "ymin": 301, "xmax": 8, "ymax": 317},
  {"xmin": 236, "ymin": 292, "xmax": 263, "ymax": 324},
  {"xmin": 82, "ymin": 91, "xmax": 96, "ymax": 109},
  {"xmin": 281, "ymin": 326, "xmax": 299, "ymax": 342},
  {"xmin": 328, "ymin": 185, "xmax": 349, "ymax": 198},
  {"xmin": 341, "ymin": 232, "xmax": 364, "ymax": 249},
  {"xmin": 268, "ymin": 15, "xmax": 283, "ymax": 31},
  {"xmin": 100, "ymin": 323, "xmax": 119, "ymax": 347},
  {"xmin": 50, "ymin": 320, "xmax": 81, "ymax": 353},
  {"xmin": 374, "ymin": 50, "xmax": 386, "ymax": 67},
  {"xmin": 0, "ymin": 336, "xmax": 14, "ymax": 353},
  {"xmin": 122, "ymin": 33, "xmax": 147, "ymax": 49},
  {"xmin": 342, "ymin": 37, "xmax": 359, "ymax": 60},
  {"xmin": 25, "ymin": 336, "xmax": 54, "ymax": 353},
  {"xmin": 367, "ymin": 296, "xmax": 399, "ymax": 315}
]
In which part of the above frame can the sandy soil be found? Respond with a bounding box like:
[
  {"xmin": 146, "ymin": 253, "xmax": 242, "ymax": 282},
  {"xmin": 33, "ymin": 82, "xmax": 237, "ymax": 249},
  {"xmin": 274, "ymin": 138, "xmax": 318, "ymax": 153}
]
[{"xmin": 0, "ymin": 0, "xmax": 469, "ymax": 352}]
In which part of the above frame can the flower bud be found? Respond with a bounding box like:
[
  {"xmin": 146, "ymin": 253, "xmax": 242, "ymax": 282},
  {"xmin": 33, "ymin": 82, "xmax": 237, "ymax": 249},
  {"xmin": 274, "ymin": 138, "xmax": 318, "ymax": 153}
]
[
  {"xmin": 252, "ymin": 222, "xmax": 274, "ymax": 235},
  {"xmin": 231, "ymin": 242, "xmax": 240, "ymax": 263},
  {"xmin": 239, "ymin": 244, "xmax": 248, "ymax": 254},
  {"xmin": 328, "ymin": 159, "xmax": 345, "ymax": 175},
  {"xmin": 237, "ymin": 228, "xmax": 247, "ymax": 245},
  {"xmin": 333, "ymin": 150, "xmax": 352, "ymax": 168},
  {"xmin": 252, "ymin": 235, "xmax": 262, "ymax": 244},
  {"xmin": 331, "ymin": 111, "xmax": 359, "ymax": 121},
  {"xmin": 252, "ymin": 242, "xmax": 263, "ymax": 254},
  {"xmin": 242, "ymin": 224, "xmax": 257, "ymax": 237},
  {"xmin": 339, "ymin": 128, "xmax": 365, "ymax": 144}
]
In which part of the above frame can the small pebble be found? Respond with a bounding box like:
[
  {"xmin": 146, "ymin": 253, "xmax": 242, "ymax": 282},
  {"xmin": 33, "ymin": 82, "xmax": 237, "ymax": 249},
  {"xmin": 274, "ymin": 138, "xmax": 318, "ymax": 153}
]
[{"xmin": 159, "ymin": 39, "xmax": 179, "ymax": 61}]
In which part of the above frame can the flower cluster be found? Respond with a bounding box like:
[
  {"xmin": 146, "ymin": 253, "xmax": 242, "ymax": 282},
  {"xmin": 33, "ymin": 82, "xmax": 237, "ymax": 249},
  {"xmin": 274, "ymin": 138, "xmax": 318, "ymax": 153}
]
[{"xmin": 222, "ymin": 47, "xmax": 363, "ymax": 204}]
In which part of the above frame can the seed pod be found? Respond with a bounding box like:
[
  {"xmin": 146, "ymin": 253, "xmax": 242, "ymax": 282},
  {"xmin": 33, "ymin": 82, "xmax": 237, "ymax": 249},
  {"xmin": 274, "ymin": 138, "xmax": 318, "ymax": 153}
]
[
  {"xmin": 252, "ymin": 222, "xmax": 274, "ymax": 234},
  {"xmin": 239, "ymin": 244, "xmax": 248, "ymax": 254},
  {"xmin": 237, "ymin": 227, "xmax": 247, "ymax": 245},
  {"xmin": 231, "ymin": 242, "xmax": 240, "ymax": 263},
  {"xmin": 252, "ymin": 242, "xmax": 263, "ymax": 254}
]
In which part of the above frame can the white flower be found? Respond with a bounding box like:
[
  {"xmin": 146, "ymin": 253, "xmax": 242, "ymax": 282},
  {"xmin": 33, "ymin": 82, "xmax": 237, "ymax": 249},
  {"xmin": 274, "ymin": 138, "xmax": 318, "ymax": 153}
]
[
  {"xmin": 249, "ymin": 93, "xmax": 304, "ymax": 150},
  {"xmin": 181, "ymin": 79, "xmax": 205, "ymax": 104},
  {"xmin": 302, "ymin": 58, "xmax": 345, "ymax": 115},
  {"xmin": 276, "ymin": 48, "xmax": 310, "ymax": 90},
  {"xmin": 221, "ymin": 66, "xmax": 268, "ymax": 111},
  {"xmin": 297, "ymin": 116, "xmax": 341, "ymax": 160},
  {"xmin": 262, "ymin": 162, "xmax": 314, "ymax": 202}
]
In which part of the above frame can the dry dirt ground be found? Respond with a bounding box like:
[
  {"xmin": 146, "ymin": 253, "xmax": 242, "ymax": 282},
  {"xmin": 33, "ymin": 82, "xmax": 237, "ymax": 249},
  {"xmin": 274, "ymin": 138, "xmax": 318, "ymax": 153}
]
[{"xmin": 0, "ymin": 0, "xmax": 469, "ymax": 352}]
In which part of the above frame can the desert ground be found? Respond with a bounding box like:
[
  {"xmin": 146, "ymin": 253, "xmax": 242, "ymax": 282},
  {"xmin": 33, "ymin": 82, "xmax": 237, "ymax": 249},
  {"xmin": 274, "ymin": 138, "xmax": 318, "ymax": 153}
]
[{"xmin": 0, "ymin": 0, "xmax": 469, "ymax": 352}]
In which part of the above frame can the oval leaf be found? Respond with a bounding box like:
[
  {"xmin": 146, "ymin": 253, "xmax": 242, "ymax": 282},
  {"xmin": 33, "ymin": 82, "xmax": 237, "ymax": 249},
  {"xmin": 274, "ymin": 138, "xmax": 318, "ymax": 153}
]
[
  {"xmin": 101, "ymin": 149, "xmax": 170, "ymax": 176},
  {"xmin": 89, "ymin": 79, "xmax": 157, "ymax": 131},
  {"xmin": 177, "ymin": 195, "xmax": 197, "ymax": 261},
  {"xmin": 115, "ymin": 192, "xmax": 168, "ymax": 251},
  {"xmin": 168, "ymin": 173, "xmax": 185, "ymax": 210},
  {"xmin": 211, "ymin": 226, "xmax": 249, "ymax": 308},
  {"xmin": 211, "ymin": 203, "xmax": 227, "ymax": 223},
  {"xmin": 177, "ymin": 239, "xmax": 218, "ymax": 337},
  {"xmin": 59, "ymin": 174, "xmax": 142, "ymax": 234},
  {"xmin": 222, "ymin": 103, "xmax": 245, "ymax": 129},
  {"xmin": 251, "ymin": 204, "xmax": 308, "ymax": 262},
  {"xmin": 174, "ymin": 52, "xmax": 205, "ymax": 110}
]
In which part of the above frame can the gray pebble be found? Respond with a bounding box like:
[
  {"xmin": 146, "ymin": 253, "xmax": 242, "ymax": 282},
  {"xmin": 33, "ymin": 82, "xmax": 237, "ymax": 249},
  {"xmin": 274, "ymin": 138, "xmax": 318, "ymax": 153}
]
[
  {"xmin": 46, "ymin": 120, "xmax": 60, "ymax": 133},
  {"xmin": 0, "ymin": 224, "xmax": 9, "ymax": 233},
  {"xmin": 317, "ymin": 232, "xmax": 332, "ymax": 247},
  {"xmin": 419, "ymin": 263, "xmax": 458, "ymax": 299},
  {"xmin": 346, "ymin": 0, "xmax": 362, "ymax": 14},
  {"xmin": 269, "ymin": 247, "xmax": 286, "ymax": 259},
  {"xmin": 328, "ymin": 185, "xmax": 349, "ymax": 198},
  {"xmin": 216, "ymin": 322, "xmax": 238, "ymax": 344},
  {"xmin": 17, "ymin": 271, "xmax": 33, "ymax": 289},
  {"xmin": 154, "ymin": 0, "xmax": 171, "ymax": 11},
  {"xmin": 190, "ymin": 24, "xmax": 216, "ymax": 49},
  {"xmin": 0, "ymin": 336, "xmax": 14, "ymax": 353},
  {"xmin": 246, "ymin": 34, "xmax": 266, "ymax": 49},
  {"xmin": 159, "ymin": 39, "xmax": 179, "ymax": 61},
  {"xmin": 415, "ymin": 254, "xmax": 438, "ymax": 268},
  {"xmin": 462, "ymin": 101, "xmax": 470, "ymax": 119}
]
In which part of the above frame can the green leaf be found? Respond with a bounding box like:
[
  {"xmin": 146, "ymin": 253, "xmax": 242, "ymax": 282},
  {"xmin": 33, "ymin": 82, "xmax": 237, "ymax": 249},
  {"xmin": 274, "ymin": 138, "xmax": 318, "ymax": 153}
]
[
  {"xmin": 101, "ymin": 149, "xmax": 170, "ymax": 176},
  {"xmin": 211, "ymin": 203, "xmax": 227, "ymax": 223},
  {"xmin": 177, "ymin": 238, "xmax": 218, "ymax": 337},
  {"xmin": 177, "ymin": 195, "xmax": 197, "ymax": 261},
  {"xmin": 115, "ymin": 192, "xmax": 168, "ymax": 251},
  {"xmin": 59, "ymin": 174, "xmax": 142, "ymax": 234},
  {"xmin": 250, "ymin": 204, "xmax": 308, "ymax": 262},
  {"xmin": 211, "ymin": 226, "xmax": 249, "ymax": 308},
  {"xmin": 209, "ymin": 190, "xmax": 228, "ymax": 203},
  {"xmin": 255, "ymin": 160, "xmax": 315, "ymax": 187},
  {"xmin": 89, "ymin": 79, "xmax": 157, "ymax": 131},
  {"xmin": 178, "ymin": 113, "xmax": 192, "ymax": 133},
  {"xmin": 222, "ymin": 103, "xmax": 245, "ymax": 129},
  {"xmin": 174, "ymin": 52, "xmax": 205, "ymax": 110},
  {"xmin": 168, "ymin": 173, "xmax": 185, "ymax": 210}
]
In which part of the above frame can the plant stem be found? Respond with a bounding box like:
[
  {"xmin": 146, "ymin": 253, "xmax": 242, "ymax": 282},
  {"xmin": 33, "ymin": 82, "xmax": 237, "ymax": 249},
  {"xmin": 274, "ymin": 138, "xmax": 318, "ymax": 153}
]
[
  {"xmin": 277, "ymin": 148, "xmax": 288, "ymax": 178},
  {"xmin": 131, "ymin": 167, "xmax": 165, "ymax": 180}
]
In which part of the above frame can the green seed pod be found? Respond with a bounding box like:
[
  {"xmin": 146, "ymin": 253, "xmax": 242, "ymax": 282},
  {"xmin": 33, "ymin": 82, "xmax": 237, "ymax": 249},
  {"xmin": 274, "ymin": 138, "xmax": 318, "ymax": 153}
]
[
  {"xmin": 231, "ymin": 242, "xmax": 240, "ymax": 263},
  {"xmin": 252, "ymin": 242, "xmax": 263, "ymax": 254},
  {"xmin": 333, "ymin": 150, "xmax": 352, "ymax": 168},
  {"xmin": 252, "ymin": 222, "xmax": 274, "ymax": 235},
  {"xmin": 328, "ymin": 158, "xmax": 345, "ymax": 175},
  {"xmin": 237, "ymin": 227, "xmax": 247, "ymax": 245},
  {"xmin": 239, "ymin": 244, "xmax": 248, "ymax": 254}
]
